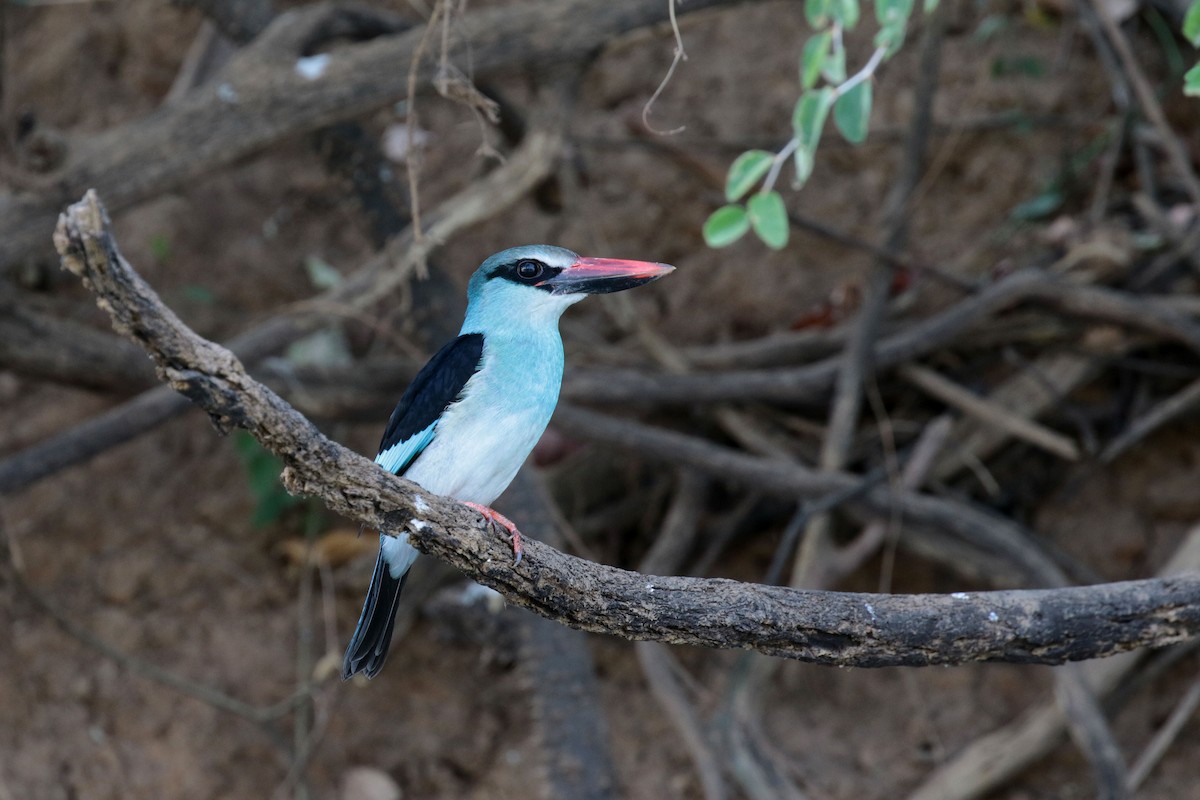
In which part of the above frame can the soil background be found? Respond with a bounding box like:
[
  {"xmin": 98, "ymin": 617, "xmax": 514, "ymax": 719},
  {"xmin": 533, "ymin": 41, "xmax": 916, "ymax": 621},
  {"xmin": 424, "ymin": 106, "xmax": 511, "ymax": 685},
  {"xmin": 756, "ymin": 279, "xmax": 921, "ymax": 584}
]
[{"xmin": 3, "ymin": 1, "xmax": 1200, "ymax": 799}]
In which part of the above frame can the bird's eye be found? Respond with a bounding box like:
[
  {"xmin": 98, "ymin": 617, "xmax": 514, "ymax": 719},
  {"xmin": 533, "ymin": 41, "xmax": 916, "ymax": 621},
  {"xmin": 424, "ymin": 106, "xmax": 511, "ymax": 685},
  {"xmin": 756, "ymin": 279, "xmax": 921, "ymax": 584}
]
[{"xmin": 516, "ymin": 260, "xmax": 544, "ymax": 280}]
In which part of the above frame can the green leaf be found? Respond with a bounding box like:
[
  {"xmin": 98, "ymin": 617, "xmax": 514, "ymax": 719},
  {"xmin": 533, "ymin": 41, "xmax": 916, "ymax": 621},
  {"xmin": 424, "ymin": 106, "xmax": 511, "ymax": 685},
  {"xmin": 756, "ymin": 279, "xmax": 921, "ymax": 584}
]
[
  {"xmin": 747, "ymin": 191, "xmax": 789, "ymax": 250},
  {"xmin": 834, "ymin": 80, "xmax": 872, "ymax": 144},
  {"xmin": 1146, "ymin": 6, "xmax": 1185, "ymax": 78},
  {"xmin": 991, "ymin": 55, "xmax": 1046, "ymax": 78},
  {"xmin": 149, "ymin": 233, "xmax": 172, "ymax": 264},
  {"xmin": 793, "ymin": 147, "xmax": 815, "ymax": 187},
  {"xmin": 874, "ymin": 0, "xmax": 913, "ymax": 55},
  {"xmin": 1010, "ymin": 189, "xmax": 1063, "ymax": 222},
  {"xmin": 181, "ymin": 285, "xmax": 216, "ymax": 305},
  {"xmin": 286, "ymin": 328, "xmax": 354, "ymax": 368},
  {"xmin": 703, "ymin": 205, "xmax": 751, "ymax": 248},
  {"xmin": 1185, "ymin": 62, "xmax": 1200, "ymax": 96},
  {"xmin": 973, "ymin": 14, "xmax": 1008, "ymax": 42},
  {"xmin": 875, "ymin": 19, "xmax": 907, "ymax": 57},
  {"xmin": 875, "ymin": 0, "xmax": 914, "ymax": 26},
  {"xmin": 823, "ymin": 42, "xmax": 847, "ymax": 84},
  {"xmin": 1184, "ymin": 0, "xmax": 1200, "ymax": 47},
  {"xmin": 725, "ymin": 150, "xmax": 775, "ymax": 202},
  {"xmin": 234, "ymin": 432, "xmax": 302, "ymax": 526},
  {"xmin": 830, "ymin": 0, "xmax": 860, "ymax": 28},
  {"xmin": 304, "ymin": 255, "xmax": 343, "ymax": 290},
  {"xmin": 792, "ymin": 88, "xmax": 835, "ymax": 151},
  {"xmin": 805, "ymin": 0, "xmax": 831, "ymax": 27},
  {"xmin": 792, "ymin": 88, "xmax": 835, "ymax": 185},
  {"xmin": 801, "ymin": 32, "xmax": 832, "ymax": 90}
]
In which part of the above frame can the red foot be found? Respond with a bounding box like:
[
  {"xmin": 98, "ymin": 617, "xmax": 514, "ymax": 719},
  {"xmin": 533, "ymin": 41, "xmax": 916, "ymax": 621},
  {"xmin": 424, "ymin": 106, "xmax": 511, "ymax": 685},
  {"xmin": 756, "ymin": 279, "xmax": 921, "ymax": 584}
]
[{"xmin": 464, "ymin": 502, "xmax": 523, "ymax": 566}]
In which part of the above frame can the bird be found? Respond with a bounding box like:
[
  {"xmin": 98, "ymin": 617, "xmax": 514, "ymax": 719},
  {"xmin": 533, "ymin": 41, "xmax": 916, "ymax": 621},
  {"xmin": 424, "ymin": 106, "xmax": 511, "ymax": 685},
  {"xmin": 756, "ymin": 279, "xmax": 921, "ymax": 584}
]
[{"xmin": 342, "ymin": 244, "xmax": 673, "ymax": 679}]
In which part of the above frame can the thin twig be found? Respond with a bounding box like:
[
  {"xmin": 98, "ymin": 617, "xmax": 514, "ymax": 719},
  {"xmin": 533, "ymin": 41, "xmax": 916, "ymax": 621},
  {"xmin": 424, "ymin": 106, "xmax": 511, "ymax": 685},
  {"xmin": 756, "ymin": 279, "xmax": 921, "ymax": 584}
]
[
  {"xmin": 0, "ymin": 130, "xmax": 562, "ymax": 496},
  {"xmin": 1100, "ymin": 377, "xmax": 1200, "ymax": 465},
  {"xmin": 930, "ymin": 341, "xmax": 1124, "ymax": 483},
  {"xmin": 620, "ymin": 119, "xmax": 976, "ymax": 293},
  {"xmin": 290, "ymin": 521, "xmax": 319, "ymax": 800},
  {"xmin": 0, "ymin": 0, "xmax": 748, "ymax": 270},
  {"xmin": 505, "ymin": 469, "xmax": 619, "ymax": 800},
  {"xmin": 50, "ymin": 189, "xmax": 1200, "ymax": 665},
  {"xmin": 1127, "ymin": 667, "xmax": 1200, "ymax": 790},
  {"xmin": 635, "ymin": 472, "xmax": 727, "ymax": 800},
  {"xmin": 563, "ymin": 271, "xmax": 1200, "ymax": 406},
  {"xmin": 403, "ymin": 0, "xmax": 444, "ymax": 268},
  {"xmin": 637, "ymin": 642, "xmax": 729, "ymax": 800},
  {"xmin": 1132, "ymin": 193, "xmax": 1200, "ymax": 274},
  {"xmin": 816, "ymin": 415, "xmax": 953, "ymax": 588},
  {"xmin": 1084, "ymin": 0, "xmax": 1200, "ymax": 205},
  {"xmin": 1055, "ymin": 663, "xmax": 1131, "ymax": 800},
  {"xmin": 641, "ymin": 0, "xmax": 687, "ymax": 136},
  {"xmin": 791, "ymin": 8, "xmax": 944, "ymax": 588},
  {"xmin": 906, "ymin": 526, "xmax": 1200, "ymax": 800},
  {"xmin": 557, "ymin": 403, "xmax": 1070, "ymax": 587},
  {"xmin": 898, "ymin": 363, "xmax": 1080, "ymax": 462}
]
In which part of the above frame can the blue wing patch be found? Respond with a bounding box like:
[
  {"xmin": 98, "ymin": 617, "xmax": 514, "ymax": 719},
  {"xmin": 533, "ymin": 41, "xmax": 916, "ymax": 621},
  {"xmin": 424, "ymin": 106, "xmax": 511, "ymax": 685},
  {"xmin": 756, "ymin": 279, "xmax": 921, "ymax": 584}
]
[
  {"xmin": 375, "ymin": 423, "xmax": 435, "ymax": 474},
  {"xmin": 374, "ymin": 333, "xmax": 485, "ymax": 475}
]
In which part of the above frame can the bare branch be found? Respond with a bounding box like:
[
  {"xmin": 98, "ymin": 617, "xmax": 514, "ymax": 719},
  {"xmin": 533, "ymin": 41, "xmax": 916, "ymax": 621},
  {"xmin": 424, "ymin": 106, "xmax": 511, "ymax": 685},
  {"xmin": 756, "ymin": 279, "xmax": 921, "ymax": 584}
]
[
  {"xmin": 905, "ymin": 528, "xmax": 1200, "ymax": 800},
  {"xmin": 564, "ymin": 273, "xmax": 1200, "ymax": 406},
  {"xmin": 1055, "ymin": 664, "xmax": 1131, "ymax": 800},
  {"xmin": 1082, "ymin": 0, "xmax": 1200, "ymax": 206},
  {"xmin": 0, "ymin": 0, "xmax": 758, "ymax": 270},
  {"xmin": 505, "ymin": 470, "xmax": 619, "ymax": 800},
  {"xmin": 0, "ymin": 288, "xmax": 156, "ymax": 391},
  {"xmin": 898, "ymin": 363, "xmax": 1080, "ymax": 462},
  {"xmin": 555, "ymin": 404, "xmax": 1070, "ymax": 587},
  {"xmin": 1127, "ymin": 666, "xmax": 1200, "ymax": 789},
  {"xmin": 0, "ymin": 129, "xmax": 560, "ymax": 495},
  {"xmin": 51, "ymin": 190, "xmax": 1200, "ymax": 667}
]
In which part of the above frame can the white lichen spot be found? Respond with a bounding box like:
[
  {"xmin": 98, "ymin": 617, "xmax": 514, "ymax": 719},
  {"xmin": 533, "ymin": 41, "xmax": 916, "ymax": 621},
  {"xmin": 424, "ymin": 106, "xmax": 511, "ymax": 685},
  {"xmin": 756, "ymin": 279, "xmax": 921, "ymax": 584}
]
[
  {"xmin": 951, "ymin": 592, "xmax": 970, "ymax": 600},
  {"xmin": 865, "ymin": 603, "xmax": 877, "ymax": 621},
  {"xmin": 409, "ymin": 518, "xmax": 431, "ymax": 532},
  {"xmin": 294, "ymin": 53, "xmax": 331, "ymax": 80},
  {"xmin": 216, "ymin": 83, "xmax": 238, "ymax": 103},
  {"xmin": 988, "ymin": 611, "xmax": 999, "ymax": 622},
  {"xmin": 461, "ymin": 583, "xmax": 505, "ymax": 613},
  {"xmin": 383, "ymin": 123, "xmax": 430, "ymax": 163},
  {"xmin": 645, "ymin": 583, "xmax": 655, "ymax": 593},
  {"xmin": 413, "ymin": 496, "xmax": 430, "ymax": 514}
]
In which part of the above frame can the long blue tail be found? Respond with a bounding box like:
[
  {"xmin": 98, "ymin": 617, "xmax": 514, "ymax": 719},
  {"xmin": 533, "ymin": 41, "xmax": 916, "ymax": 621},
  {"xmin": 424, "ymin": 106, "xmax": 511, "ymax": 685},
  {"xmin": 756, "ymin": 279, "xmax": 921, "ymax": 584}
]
[{"xmin": 342, "ymin": 539, "xmax": 413, "ymax": 679}]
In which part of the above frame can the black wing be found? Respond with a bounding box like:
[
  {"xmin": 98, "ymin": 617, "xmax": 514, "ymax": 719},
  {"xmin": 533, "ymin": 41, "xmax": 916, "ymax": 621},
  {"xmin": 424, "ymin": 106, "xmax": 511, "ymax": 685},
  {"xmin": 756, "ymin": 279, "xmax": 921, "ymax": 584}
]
[{"xmin": 374, "ymin": 333, "xmax": 484, "ymax": 473}]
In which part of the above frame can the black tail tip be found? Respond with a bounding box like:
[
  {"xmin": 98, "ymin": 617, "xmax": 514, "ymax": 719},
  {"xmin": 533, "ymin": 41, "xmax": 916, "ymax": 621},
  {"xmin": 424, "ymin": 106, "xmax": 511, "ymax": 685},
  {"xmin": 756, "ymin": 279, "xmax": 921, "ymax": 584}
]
[
  {"xmin": 342, "ymin": 556, "xmax": 408, "ymax": 681},
  {"xmin": 341, "ymin": 650, "xmax": 389, "ymax": 681}
]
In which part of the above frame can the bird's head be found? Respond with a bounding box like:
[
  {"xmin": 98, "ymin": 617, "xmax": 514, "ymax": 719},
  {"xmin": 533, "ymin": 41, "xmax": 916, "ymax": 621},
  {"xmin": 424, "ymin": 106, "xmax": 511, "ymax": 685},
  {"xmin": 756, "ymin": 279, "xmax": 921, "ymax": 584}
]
[{"xmin": 463, "ymin": 244, "xmax": 674, "ymax": 329}]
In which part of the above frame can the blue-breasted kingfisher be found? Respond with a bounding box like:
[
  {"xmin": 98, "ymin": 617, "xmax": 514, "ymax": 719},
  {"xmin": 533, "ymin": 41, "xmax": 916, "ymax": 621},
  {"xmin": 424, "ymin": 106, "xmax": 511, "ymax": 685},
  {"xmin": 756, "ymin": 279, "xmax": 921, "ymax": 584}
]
[{"xmin": 342, "ymin": 244, "xmax": 673, "ymax": 679}]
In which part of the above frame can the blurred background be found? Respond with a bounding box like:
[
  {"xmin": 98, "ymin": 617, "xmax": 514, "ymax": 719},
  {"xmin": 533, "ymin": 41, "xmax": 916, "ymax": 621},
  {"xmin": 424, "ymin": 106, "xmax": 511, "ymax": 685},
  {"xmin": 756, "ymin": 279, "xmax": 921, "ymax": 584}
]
[{"xmin": 2, "ymin": 0, "xmax": 1200, "ymax": 797}]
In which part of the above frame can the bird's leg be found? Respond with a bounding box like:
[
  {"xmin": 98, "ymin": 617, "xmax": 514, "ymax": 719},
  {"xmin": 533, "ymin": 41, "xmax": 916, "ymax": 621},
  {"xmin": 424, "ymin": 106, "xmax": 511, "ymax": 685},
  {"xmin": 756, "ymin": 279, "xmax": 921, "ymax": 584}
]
[{"xmin": 464, "ymin": 502, "xmax": 523, "ymax": 566}]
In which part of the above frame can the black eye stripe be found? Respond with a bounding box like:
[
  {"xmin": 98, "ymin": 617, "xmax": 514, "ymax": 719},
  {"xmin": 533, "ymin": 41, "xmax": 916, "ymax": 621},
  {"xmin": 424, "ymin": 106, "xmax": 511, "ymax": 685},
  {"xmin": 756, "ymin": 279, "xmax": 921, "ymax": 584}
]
[{"xmin": 488, "ymin": 258, "xmax": 561, "ymax": 288}]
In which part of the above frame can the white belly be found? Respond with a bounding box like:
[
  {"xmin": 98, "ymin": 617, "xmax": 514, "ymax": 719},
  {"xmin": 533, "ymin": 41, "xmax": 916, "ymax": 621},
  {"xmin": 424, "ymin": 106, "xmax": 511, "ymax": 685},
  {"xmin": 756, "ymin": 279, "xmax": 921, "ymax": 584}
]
[
  {"xmin": 403, "ymin": 402, "xmax": 549, "ymax": 505},
  {"xmin": 402, "ymin": 332, "xmax": 562, "ymax": 506}
]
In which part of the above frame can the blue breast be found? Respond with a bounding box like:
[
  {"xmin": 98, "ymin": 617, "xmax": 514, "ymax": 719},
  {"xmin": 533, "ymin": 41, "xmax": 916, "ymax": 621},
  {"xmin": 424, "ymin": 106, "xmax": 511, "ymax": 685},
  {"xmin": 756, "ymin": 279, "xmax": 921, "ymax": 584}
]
[{"xmin": 401, "ymin": 324, "xmax": 565, "ymax": 505}]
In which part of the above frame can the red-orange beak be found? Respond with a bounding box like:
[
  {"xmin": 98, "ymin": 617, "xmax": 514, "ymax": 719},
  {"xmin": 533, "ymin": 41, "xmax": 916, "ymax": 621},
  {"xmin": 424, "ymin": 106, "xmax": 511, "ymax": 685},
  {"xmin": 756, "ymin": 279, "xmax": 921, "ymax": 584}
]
[{"xmin": 542, "ymin": 257, "xmax": 675, "ymax": 295}]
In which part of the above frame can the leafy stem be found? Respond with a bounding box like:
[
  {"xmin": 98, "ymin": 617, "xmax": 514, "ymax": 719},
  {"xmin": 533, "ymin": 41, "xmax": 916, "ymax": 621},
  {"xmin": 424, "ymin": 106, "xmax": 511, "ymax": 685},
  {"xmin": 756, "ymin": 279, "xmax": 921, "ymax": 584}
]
[{"xmin": 704, "ymin": 0, "xmax": 935, "ymax": 251}]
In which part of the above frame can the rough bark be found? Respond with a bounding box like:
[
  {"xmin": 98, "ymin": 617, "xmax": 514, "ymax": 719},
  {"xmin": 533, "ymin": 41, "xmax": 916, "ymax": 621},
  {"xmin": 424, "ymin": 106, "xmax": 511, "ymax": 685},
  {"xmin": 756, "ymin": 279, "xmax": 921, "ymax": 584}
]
[{"xmin": 50, "ymin": 190, "xmax": 1200, "ymax": 667}]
